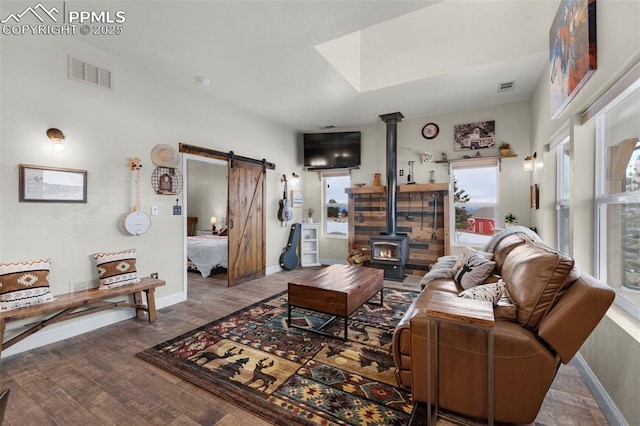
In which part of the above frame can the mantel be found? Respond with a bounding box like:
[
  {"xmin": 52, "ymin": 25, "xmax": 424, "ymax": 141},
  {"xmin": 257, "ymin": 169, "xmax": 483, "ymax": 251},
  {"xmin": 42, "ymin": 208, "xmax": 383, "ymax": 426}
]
[{"xmin": 345, "ymin": 183, "xmax": 448, "ymax": 194}]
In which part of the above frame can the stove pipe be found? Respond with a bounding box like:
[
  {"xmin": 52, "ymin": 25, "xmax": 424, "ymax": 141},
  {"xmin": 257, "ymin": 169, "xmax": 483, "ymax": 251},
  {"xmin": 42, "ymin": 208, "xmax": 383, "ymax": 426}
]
[{"xmin": 379, "ymin": 112, "xmax": 404, "ymax": 236}]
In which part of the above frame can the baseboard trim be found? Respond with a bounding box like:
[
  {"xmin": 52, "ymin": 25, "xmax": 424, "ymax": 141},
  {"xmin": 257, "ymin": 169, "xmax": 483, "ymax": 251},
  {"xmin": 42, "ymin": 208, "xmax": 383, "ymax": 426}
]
[
  {"xmin": 266, "ymin": 264, "xmax": 282, "ymax": 275},
  {"xmin": 573, "ymin": 352, "xmax": 628, "ymax": 426},
  {"xmin": 2, "ymin": 291, "xmax": 184, "ymax": 358}
]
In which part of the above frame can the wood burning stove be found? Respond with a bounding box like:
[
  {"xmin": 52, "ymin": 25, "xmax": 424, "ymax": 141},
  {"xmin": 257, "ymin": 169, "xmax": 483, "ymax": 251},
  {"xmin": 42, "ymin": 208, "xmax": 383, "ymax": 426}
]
[
  {"xmin": 370, "ymin": 234, "xmax": 409, "ymax": 281},
  {"xmin": 369, "ymin": 112, "xmax": 409, "ymax": 281}
]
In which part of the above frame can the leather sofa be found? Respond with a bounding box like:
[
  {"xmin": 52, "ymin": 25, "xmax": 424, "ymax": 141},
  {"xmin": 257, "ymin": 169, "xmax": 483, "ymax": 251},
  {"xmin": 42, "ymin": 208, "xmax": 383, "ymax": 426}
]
[{"xmin": 391, "ymin": 228, "xmax": 615, "ymax": 424}]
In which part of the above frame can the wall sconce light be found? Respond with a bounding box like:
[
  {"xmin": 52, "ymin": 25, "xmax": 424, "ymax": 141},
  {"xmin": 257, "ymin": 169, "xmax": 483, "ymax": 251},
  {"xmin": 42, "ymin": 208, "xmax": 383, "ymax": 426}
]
[
  {"xmin": 46, "ymin": 128, "xmax": 66, "ymax": 151},
  {"xmin": 291, "ymin": 172, "xmax": 300, "ymax": 183},
  {"xmin": 523, "ymin": 152, "xmax": 537, "ymax": 172},
  {"xmin": 210, "ymin": 216, "xmax": 217, "ymax": 233}
]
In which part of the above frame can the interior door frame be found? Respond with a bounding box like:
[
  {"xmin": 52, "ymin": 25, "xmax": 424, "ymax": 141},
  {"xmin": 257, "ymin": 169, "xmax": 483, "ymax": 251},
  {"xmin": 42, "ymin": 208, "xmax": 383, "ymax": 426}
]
[{"xmin": 182, "ymin": 153, "xmax": 229, "ymax": 295}]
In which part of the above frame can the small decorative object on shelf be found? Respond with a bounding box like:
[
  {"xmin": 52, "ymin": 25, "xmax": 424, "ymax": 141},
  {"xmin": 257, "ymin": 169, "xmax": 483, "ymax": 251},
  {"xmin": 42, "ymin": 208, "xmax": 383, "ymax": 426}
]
[
  {"xmin": 307, "ymin": 208, "xmax": 314, "ymax": 223},
  {"xmin": 499, "ymin": 143, "xmax": 511, "ymax": 157},
  {"xmin": 373, "ymin": 173, "xmax": 382, "ymax": 187},
  {"xmin": 429, "ymin": 170, "xmax": 436, "ymax": 183},
  {"xmin": 504, "ymin": 212, "xmax": 518, "ymax": 227}
]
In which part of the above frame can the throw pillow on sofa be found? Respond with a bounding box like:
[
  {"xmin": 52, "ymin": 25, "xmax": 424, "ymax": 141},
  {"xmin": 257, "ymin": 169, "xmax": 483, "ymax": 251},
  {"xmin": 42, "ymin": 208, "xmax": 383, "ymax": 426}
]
[
  {"xmin": 494, "ymin": 284, "xmax": 518, "ymax": 322},
  {"xmin": 459, "ymin": 280, "xmax": 505, "ymax": 303},
  {"xmin": 452, "ymin": 246, "xmax": 494, "ymax": 276},
  {"xmin": 454, "ymin": 252, "xmax": 496, "ymax": 290}
]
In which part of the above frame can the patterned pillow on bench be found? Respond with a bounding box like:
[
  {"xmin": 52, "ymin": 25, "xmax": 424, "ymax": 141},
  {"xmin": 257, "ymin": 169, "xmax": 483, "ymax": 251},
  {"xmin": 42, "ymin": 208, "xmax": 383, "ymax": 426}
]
[
  {"xmin": 93, "ymin": 249, "xmax": 140, "ymax": 289},
  {"xmin": 0, "ymin": 259, "xmax": 55, "ymax": 311}
]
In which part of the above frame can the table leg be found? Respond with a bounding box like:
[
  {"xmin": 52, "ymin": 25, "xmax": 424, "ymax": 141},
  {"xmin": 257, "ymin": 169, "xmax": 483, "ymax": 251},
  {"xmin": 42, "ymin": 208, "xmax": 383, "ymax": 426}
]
[
  {"xmin": 427, "ymin": 318, "xmax": 432, "ymax": 426},
  {"xmin": 344, "ymin": 316, "xmax": 348, "ymax": 341},
  {"xmin": 0, "ymin": 320, "xmax": 5, "ymax": 358},
  {"xmin": 145, "ymin": 288, "xmax": 157, "ymax": 322},
  {"xmin": 133, "ymin": 291, "xmax": 144, "ymax": 319},
  {"xmin": 434, "ymin": 320, "xmax": 440, "ymax": 424},
  {"xmin": 488, "ymin": 329, "xmax": 494, "ymax": 426}
]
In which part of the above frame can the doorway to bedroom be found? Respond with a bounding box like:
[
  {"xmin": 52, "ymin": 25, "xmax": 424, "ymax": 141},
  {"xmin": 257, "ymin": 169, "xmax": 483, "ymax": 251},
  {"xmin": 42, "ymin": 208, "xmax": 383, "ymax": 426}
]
[{"xmin": 185, "ymin": 156, "xmax": 229, "ymax": 290}]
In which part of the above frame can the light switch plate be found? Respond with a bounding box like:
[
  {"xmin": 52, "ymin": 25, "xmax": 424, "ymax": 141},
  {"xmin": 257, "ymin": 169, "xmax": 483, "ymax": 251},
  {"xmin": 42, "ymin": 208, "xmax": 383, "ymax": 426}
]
[{"xmin": 173, "ymin": 205, "xmax": 181, "ymax": 215}]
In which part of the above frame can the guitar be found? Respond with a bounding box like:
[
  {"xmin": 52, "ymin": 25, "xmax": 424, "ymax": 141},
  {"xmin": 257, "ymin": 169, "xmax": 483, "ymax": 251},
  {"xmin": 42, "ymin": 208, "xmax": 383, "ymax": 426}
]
[
  {"xmin": 277, "ymin": 174, "xmax": 293, "ymax": 226},
  {"xmin": 279, "ymin": 223, "xmax": 301, "ymax": 270}
]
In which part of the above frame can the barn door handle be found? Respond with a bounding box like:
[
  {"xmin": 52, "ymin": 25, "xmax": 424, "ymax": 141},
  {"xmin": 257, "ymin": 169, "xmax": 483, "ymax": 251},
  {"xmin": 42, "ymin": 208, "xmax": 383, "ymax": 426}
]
[{"xmin": 230, "ymin": 219, "xmax": 234, "ymax": 229}]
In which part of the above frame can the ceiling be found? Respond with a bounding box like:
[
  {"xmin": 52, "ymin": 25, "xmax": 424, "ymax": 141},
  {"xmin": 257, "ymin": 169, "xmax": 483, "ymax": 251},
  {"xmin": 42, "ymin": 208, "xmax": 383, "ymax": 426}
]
[{"xmin": 53, "ymin": 1, "xmax": 561, "ymax": 130}]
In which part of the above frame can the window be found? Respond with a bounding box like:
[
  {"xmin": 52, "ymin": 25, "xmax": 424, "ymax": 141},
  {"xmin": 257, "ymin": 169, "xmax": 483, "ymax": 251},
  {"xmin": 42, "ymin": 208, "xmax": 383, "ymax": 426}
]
[
  {"xmin": 556, "ymin": 137, "xmax": 571, "ymax": 255},
  {"xmin": 595, "ymin": 77, "xmax": 640, "ymax": 319},
  {"xmin": 451, "ymin": 160, "xmax": 499, "ymax": 246},
  {"xmin": 323, "ymin": 174, "xmax": 350, "ymax": 238}
]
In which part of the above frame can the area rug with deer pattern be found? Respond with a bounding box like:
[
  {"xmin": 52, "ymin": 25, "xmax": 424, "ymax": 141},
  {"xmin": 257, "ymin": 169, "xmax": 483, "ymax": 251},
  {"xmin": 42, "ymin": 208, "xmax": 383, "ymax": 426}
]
[{"xmin": 137, "ymin": 288, "xmax": 418, "ymax": 426}]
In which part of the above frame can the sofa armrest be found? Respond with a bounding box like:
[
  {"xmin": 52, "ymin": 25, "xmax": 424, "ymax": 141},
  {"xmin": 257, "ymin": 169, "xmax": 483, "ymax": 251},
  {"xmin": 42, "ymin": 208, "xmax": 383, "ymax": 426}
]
[{"xmin": 538, "ymin": 273, "xmax": 615, "ymax": 364}]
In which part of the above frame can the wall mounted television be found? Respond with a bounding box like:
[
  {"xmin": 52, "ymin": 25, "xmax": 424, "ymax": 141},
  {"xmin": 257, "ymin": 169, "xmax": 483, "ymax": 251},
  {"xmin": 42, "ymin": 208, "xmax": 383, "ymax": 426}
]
[{"xmin": 303, "ymin": 131, "xmax": 361, "ymax": 169}]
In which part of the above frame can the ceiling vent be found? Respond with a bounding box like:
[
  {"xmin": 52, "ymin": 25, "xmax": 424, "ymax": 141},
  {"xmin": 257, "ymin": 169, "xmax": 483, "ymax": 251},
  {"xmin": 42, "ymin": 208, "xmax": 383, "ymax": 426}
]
[
  {"xmin": 68, "ymin": 55, "xmax": 112, "ymax": 90},
  {"xmin": 497, "ymin": 81, "xmax": 515, "ymax": 92},
  {"xmin": 319, "ymin": 125, "xmax": 336, "ymax": 130}
]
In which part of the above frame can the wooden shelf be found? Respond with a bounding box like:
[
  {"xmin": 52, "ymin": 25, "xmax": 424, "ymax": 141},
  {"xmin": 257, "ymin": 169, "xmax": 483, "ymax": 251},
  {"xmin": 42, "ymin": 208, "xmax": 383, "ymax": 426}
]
[
  {"xmin": 345, "ymin": 186, "xmax": 386, "ymax": 194},
  {"xmin": 435, "ymin": 154, "xmax": 518, "ymax": 165},
  {"xmin": 346, "ymin": 183, "xmax": 448, "ymax": 194},
  {"xmin": 398, "ymin": 183, "xmax": 448, "ymax": 192}
]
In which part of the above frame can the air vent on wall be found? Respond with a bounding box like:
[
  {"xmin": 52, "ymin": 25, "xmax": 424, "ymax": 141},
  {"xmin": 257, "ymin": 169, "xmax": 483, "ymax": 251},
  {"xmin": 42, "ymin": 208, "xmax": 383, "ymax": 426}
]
[
  {"xmin": 319, "ymin": 125, "xmax": 336, "ymax": 130},
  {"xmin": 497, "ymin": 80, "xmax": 515, "ymax": 92},
  {"xmin": 68, "ymin": 55, "xmax": 112, "ymax": 90}
]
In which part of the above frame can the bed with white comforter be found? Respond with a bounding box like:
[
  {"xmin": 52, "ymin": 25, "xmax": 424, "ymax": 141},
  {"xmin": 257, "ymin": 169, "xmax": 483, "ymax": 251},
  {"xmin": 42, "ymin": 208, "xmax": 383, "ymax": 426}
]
[{"xmin": 187, "ymin": 235, "xmax": 228, "ymax": 277}]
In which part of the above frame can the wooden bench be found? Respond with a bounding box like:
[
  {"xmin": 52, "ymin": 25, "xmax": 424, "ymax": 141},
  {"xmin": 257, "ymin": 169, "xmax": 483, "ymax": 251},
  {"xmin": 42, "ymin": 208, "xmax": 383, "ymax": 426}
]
[{"xmin": 0, "ymin": 277, "xmax": 165, "ymax": 357}]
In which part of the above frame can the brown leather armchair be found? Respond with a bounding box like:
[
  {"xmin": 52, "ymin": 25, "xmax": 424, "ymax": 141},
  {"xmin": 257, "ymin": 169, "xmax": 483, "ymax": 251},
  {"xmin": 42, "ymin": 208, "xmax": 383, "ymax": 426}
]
[{"xmin": 392, "ymin": 231, "xmax": 614, "ymax": 424}]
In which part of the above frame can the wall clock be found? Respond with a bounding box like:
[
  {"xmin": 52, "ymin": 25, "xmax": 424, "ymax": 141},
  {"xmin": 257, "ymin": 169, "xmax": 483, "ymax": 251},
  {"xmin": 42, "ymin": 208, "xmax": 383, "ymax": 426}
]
[{"xmin": 422, "ymin": 123, "xmax": 439, "ymax": 139}]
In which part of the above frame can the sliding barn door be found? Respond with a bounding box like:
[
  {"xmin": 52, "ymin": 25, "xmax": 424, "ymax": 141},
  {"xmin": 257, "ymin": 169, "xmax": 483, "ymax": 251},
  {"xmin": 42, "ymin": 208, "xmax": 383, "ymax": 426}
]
[{"xmin": 227, "ymin": 160, "xmax": 266, "ymax": 286}]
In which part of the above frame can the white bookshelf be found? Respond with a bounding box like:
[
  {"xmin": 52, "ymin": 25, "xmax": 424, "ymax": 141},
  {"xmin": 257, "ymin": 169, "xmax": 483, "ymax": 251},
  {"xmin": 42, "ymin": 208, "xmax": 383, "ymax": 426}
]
[{"xmin": 300, "ymin": 223, "xmax": 320, "ymax": 267}]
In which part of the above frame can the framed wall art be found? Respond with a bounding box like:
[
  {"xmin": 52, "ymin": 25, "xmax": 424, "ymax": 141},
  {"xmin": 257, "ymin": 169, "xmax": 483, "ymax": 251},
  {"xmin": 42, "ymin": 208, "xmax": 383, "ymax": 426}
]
[
  {"xmin": 291, "ymin": 190, "xmax": 303, "ymax": 207},
  {"xmin": 454, "ymin": 120, "xmax": 495, "ymax": 151},
  {"xmin": 549, "ymin": 0, "xmax": 597, "ymax": 119},
  {"xmin": 530, "ymin": 184, "xmax": 539, "ymax": 209},
  {"xmin": 19, "ymin": 164, "xmax": 87, "ymax": 203}
]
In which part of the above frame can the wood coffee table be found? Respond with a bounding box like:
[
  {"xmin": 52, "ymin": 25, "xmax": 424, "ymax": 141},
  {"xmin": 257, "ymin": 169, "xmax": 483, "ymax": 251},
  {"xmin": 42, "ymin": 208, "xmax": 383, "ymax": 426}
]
[{"xmin": 287, "ymin": 264, "xmax": 384, "ymax": 341}]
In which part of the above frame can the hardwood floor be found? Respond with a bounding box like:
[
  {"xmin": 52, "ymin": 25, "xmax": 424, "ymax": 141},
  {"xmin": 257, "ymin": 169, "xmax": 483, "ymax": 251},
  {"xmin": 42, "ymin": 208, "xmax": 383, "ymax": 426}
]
[{"xmin": 0, "ymin": 268, "xmax": 608, "ymax": 425}]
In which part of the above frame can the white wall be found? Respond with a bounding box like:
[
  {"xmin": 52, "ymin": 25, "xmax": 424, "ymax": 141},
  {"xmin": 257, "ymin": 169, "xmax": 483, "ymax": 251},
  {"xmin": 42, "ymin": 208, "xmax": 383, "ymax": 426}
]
[
  {"xmin": 307, "ymin": 101, "xmax": 531, "ymax": 263},
  {"xmin": 186, "ymin": 160, "xmax": 227, "ymax": 230},
  {"xmin": 528, "ymin": 1, "xmax": 640, "ymax": 423},
  {"xmin": 0, "ymin": 33, "xmax": 298, "ymax": 353}
]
